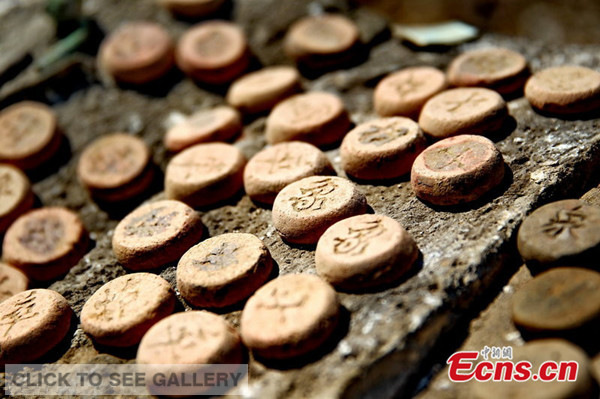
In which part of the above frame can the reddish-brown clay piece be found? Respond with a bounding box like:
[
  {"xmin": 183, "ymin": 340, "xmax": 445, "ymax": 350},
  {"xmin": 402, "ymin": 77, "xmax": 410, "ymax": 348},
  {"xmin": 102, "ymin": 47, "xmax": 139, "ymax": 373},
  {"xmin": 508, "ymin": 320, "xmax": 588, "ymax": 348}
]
[
  {"xmin": 272, "ymin": 176, "xmax": 368, "ymax": 244},
  {"xmin": 99, "ymin": 22, "xmax": 174, "ymax": 84},
  {"xmin": 2, "ymin": 207, "xmax": 88, "ymax": 281},
  {"xmin": 418, "ymin": 87, "xmax": 508, "ymax": 139},
  {"xmin": 266, "ymin": 91, "xmax": 350, "ymax": 148},
  {"xmin": 112, "ymin": 200, "xmax": 205, "ymax": 271},
  {"xmin": 340, "ymin": 117, "xmax": 427, "ymax": 181},
  {"xmin": 244, "ymin": 141, "xmax": 335, "ymax": 205},
  {"xmin": 470, "ymin": 339, "xmax": 594, "ymax": 399},
  {"xmin": 80, "ymin": 273, "xmax": 176, "ymax": 347},
  {"xmin": 0, "ymin": 262, "xmax": 29, "ymax": 303},
  {"xmin": 0, "ymin": 164, "xmax": 34, "ymax": 233},
  {"xmin": 177, "ymin": 233, "xmax": 273, "ymax": 308},
  {"xmin": 176, "ymin": 21, "xmax": 250, "ymax": 84},
  {"xmin": 77, "ymin": 133, "xmax": 153, "ymax": 202},
  {"xmin": 240, "ymin": 274, "xmax": 340, "ymax": 359},
  {"xmin": 284, "ymin": 14, "xmax": 360, "ymax": 69},
  {"xmin": 411, "ymin": 135, "xmax": 505, "ymax": 206},
  {"xmin": 0, "ymin": 101, "xmax": 62, "ymax": 170},
  {"xmin": 164, "ymin": 106, "xmax": 242, "ymax": 152},
  {"xmin": 165, "ymin": 143, "xmax": 246, "ymax": 208},
  {"xmin": 512, "ymin": 267, "xmax": 600, "ymax": 333},
  {"xmin": 0, "ymin": 289, "xmax": 72, "ymax": 365},
  {"xmin": 316, "ymin": 214, "xmax": 418, "ymax": 290},
  {"xmin": 525, "ymin": 65, "xmax": 600, "ymax": 115},
  {"xmin": 227, "ymin": 66, "xmax": 302, "ymax": 114},
  {"xmin": 447, "ymin": 47, "xmax": 529, "ymax": 94},
  {"xmin": 157, "ymin": 0, "xmax": 225, "ymax": 18},
  {"xmin": 374, "ymin": 66, "xmax": 447, "ymax": 119}
]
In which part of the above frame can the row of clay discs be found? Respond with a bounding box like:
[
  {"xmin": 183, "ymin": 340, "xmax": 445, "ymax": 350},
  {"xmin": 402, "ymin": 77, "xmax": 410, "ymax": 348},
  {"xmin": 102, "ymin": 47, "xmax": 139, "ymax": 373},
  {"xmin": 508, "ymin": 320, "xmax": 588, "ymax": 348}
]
[
  {"xmin": 98, "ymin": 13, "xmax": 363, "ymax": 86},
  {"xmin": 471, "ymin": 199, "xmax": 600, "ymax": 397}
]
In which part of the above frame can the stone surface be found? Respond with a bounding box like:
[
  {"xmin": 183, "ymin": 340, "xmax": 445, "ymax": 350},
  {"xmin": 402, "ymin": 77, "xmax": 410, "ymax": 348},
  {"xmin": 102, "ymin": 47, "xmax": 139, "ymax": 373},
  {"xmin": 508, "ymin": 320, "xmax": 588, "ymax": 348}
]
[{"xmin": 0, "ymin": 0, "xmax": 599, "ymax": 398}]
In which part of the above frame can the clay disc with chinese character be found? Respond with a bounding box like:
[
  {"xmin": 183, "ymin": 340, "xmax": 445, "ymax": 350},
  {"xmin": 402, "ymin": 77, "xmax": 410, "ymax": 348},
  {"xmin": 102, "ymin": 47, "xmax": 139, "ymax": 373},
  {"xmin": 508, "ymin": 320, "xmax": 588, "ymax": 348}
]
[
  {"xmin": 2, "ymin": 207, "xmax": 89, "ymax": 281},
  {"xmin": 374, "ymin": 66, "xmax": 447, "ymax": 119},
  {"xmin": 0, "ymin": 262, "xmax": 29, "ymax": 303},
  {"xmin": 265, "ymin": 91, "xmax": 351, "ymax": 148},
  {"xmin": 227, "ymin": 66, "xmax": 302, "ymax": 114},
  {"xmin": 164, "ymin": 106, "xmax": 242, "ymax": 152},
  {"xmin": 177, "ymin": 233, "xmax": 274, "ymax": 308},
  {"xmin": 340, "ymin": 117, "xmax": 427, "ymax": 181},
  {"xmin": 240, "ymin": 274, "xmax": 340, "ymax": 359},
  {"xmin": 272, "ymin": 176, "xmax": 368, "ymax": 244},
  {"xmin": 176, "ymin": 21, "xmax": 250, "ymax": 84},
  {"xmin": 0, "ymin": 101, "xmax": 62, "ymax": 170},
  {"xmin": 244, "ymin": 141, "xmax": 335, "ymax": 205},
  {"xmin": 418, "ymin": 87, "xmax": 507, "ymax": 139},
  {"xmin": 512, "ymin": 268, "xmax": 600, "ymax": 333},
  {"xmin": 316, "ymin": 214, "xmax": 418, "ymax": 290},
  {"xmin": 77, "ymin": 133, "xmax": 153, "ymax": 202},
  {"xmin": 517, "ymin": 200, "xmax": 600, "ymax": 268},
  {"xmin": 447, "ymin": 47, "xmax": 529, "ymax": 94},
  {"xmin": 284, "ymin": 14, "xmax": 360, "ymax": 70},
  {"xmin": 470, "ymin": 339, "xmax": 594, "ymax": 399},
  {"xmin": 99, "ymin": 21, "xmax": 174, "ymax": 84},
  {"xmin": 165, "ymin": 142, "xmax": 246, "ymax": 208},
  {"xmin": 112, "ymin": 200, "xmax": 205, "ymax": 271},
  {"xmin": 81, "ymin": 273, "xmax": 176, "ymax": 347},
  {"xmin": 410, "ymin": 135, "xmax": 505, "ymax": 206},
  {"xmin": 0, "ymin": 164, "xmax": 34, "ymax": 233},
  {"xmin": 525, "ymin": 66, "xmax": 600, "ymax": 115},
  {"xmin": 0, "ymin": 289, "xmax": 72, "ymax": 365}
]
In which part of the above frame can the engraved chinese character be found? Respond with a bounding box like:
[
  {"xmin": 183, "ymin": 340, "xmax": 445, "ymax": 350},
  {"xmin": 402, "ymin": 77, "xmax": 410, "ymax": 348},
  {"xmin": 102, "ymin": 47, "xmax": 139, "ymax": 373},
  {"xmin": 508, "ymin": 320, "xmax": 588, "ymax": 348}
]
[
  {"xmin": 333, "ymin": 219, "xmax": 387, "ymax": 256},
  {"xmin": 257, "ymin": 287, "xmax": 308, "ymax": 323},
  {"xmin": 18, "ymin": 217, "xmax": 64, "ymax": 254},
  {"xmin": 444, "ymin": 92, "xmax": 487, "ymax": 113},
  {"xmin": 0, "ymin": 291, "xmax": 39, "ymax": 337},
  {"xmin": 359, "ymin": 124, "xmax": 408, "ymax": 146},
  {"xmin": 193, "ymin": 242, "xmax": 239, "ymax": 271},
  {"xmin": 125, "ymin": 207, "xmax": 178, "ymax": 238},
  {"xmin": 289, "ymin": 178, "xmax": 337, "ymax": 212},
  {"xmin": 0, "ymin": 172, "xmax": 13, "ymax": 196},
  {"xmin": 541, "ymin": 206, "xmax": 586, "ymax": 238},
  {"xmin": 395, "ymin": 73, "xmax": 423, "ymax": 96},
  {"xmin": 257, "ymin": 148, "xmax": 306, "ymax": 174}
]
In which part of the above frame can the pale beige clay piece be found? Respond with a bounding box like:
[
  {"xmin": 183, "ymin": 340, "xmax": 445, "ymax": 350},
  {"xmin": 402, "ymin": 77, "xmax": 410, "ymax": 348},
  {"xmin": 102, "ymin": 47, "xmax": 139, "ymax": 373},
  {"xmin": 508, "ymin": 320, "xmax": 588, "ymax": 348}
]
[
  {"xmin": 112, "ymin": 200, "xmax": 205, "ymax": 270},
  {"xmin": 272, "ymin": 176, "xmax": 368, "ymax": 244},
  {"xmin": 418, "ymin": 87, "xmax": 507, "ymax": 138},
  {"xmin": 0, "ymin": 164, "xmax": 34, "ymax": 233},
  {"xmin": 227, "ymin": 66, "xmax": 302, "ymax": 114},
  {"xmin": 99, "ymin": 22, "xmax": 174, "ymax": 84},
  {"xmin": 316, "ymin": 214, "xmax": 419, "ymax": 290},
  {"xmin": 244, "ymin": 141, "xmax": 335, "ymax": 205},
  {"xmin": 164, "ymin": 106, "xmax": 242, "ymax": 152},
  {"xmin": 525, "ymin": 65, "xmax": 600, "ymax": 115},
  {"xmin": 176, "ymin": 21, "xmax": 249, "ymax": 84},
  {"xmin": 2, "ymin": 207, "xmax": 88, "ymax": 281},
  {"xmin": 165, "ymin": 143, "xmax": 246, "ymax": 208},
  {"xmin": 374, "ymin": 66, "xmax": 447, "ymax": 118},
  {"xmin": 0, "ymin": 101, "xmax": 62, "ymax": 170},
  {"xmin": 240, "ymin": 274, "xmax": 340, "ymax": 359},
  {"xmin": 177, "ymin": 233, "xmax": 273, "ymax": 308},
  {"xmin": 340, "ymin": 117, "xmax": 427, "ymax": 180},
  {"xmin": 411, "ymin": 134, "xmax": 505, "ymax": 206},
  {"xmin": 80, "ymin": 273, "xmax": 176, "ymax": 347},
  {"xmin": 0, "ymin": 289, "xmax": 72, "ymax": 365},
  {"xmin": 77, "ymin": 133, "xmax": 153, "ymax": 202},
  {"xmin": 447, "ymin": 47, "xmax": 529, "ymax": 94},
  {"xmin": 0, "ymin": 262, "xmax": 29, "ymax": 303},
  {"xmin": 266, "ymin": 91, "xmax": 350, "ymax": 148}
]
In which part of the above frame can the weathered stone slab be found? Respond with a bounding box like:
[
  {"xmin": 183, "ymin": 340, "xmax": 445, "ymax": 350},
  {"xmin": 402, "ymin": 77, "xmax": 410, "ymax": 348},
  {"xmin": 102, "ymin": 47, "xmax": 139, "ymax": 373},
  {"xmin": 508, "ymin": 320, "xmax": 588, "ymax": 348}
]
[{"xmin": 1, "ymin": 1, "xmax": 599, "ymax": 398}]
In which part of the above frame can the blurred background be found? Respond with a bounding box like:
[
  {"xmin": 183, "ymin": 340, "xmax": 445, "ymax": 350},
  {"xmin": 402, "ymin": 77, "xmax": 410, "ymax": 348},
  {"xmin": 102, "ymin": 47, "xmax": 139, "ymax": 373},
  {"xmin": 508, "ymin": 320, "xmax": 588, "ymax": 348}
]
[{"xmin": 358, "ymin": 0, "xmax": 600, "ymax": 44}]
